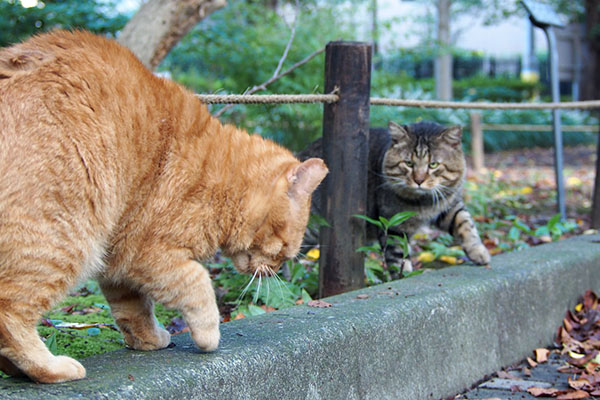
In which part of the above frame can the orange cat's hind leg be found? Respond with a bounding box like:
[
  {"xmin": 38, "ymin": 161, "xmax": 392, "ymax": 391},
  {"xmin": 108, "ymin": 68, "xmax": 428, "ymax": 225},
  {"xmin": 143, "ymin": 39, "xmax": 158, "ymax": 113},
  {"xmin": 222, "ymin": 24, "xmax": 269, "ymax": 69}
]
[
  {"xmin": 0, "ymin": 314, "xmax": 86, "ymax": 383},
  {"xmin": 0, "ymin": 245, "xmax": 87, "ymax": 383},
  {"xmin": 98, "ymin": 279, "xmax": 171, "ymax": 351},
  {"xmin": 0, "ymin": 354, "xmax": 25, "ymax": 377}
]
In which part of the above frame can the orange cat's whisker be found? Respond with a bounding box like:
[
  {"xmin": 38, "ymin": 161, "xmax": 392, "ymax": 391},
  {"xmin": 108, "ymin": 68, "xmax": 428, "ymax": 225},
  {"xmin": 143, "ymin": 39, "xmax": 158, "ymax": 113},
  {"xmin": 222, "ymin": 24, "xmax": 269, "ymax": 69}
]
[{"xmin": 237, "ymin": 269, "xmax": 259, "ymax": 305}]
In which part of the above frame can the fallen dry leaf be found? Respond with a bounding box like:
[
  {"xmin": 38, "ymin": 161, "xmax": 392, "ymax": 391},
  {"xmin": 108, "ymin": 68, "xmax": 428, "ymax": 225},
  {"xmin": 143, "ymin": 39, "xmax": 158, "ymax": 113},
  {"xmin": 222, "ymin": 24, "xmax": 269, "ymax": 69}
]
[
  {"xmin": 557, "ymin": 389, "xmax": 590, "ymax": 400},
  {"xmin": 234, "ymin": 313, "xmax": 246, "ymax": 320},
  {"xmin": 535, "ymin": 348, "xmax": 550, "ymax": 363},
  {"xmin": 497, "ymin": 370, "xmax": 520, "ymax": 380},
  {"xmin": 307, "ymin": 300, "xmax": 332, "ymax": 308},
  {"xmin": 527, "ymin": 356, "xmax": 538, "ymax": 368},
  {"xmin": 527, "ymin": 387, "xmax": 561, "ymax": 397},
  {"xmin": 356, "ymin": 294, "xmax": 369, "ymax": 300}
]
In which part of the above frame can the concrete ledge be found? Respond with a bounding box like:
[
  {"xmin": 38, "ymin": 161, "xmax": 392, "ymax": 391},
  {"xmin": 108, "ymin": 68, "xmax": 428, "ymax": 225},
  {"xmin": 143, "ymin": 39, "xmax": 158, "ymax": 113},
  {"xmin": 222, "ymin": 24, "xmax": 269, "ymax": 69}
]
[{"xmin": 2, "ymin": 234, "xmax": 600, "ymax": 399}]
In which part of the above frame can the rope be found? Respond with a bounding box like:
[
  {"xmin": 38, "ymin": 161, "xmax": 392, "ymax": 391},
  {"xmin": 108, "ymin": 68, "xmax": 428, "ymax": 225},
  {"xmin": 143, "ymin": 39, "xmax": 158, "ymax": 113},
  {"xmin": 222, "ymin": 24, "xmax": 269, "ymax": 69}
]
[
  {"xmin": 196, "ymin": 92, "xmax": 600, "ymax": 110},
  {"xmin": 481, "ymin": 124, "xmax": 599, "ymax": 132},
  {"xmin": 370, "ymin": 98, "xmax": 600, "ymax": 110},
  {"xmin": 196, "ymin": 93, "xmax": 339, "ymax": 104}
]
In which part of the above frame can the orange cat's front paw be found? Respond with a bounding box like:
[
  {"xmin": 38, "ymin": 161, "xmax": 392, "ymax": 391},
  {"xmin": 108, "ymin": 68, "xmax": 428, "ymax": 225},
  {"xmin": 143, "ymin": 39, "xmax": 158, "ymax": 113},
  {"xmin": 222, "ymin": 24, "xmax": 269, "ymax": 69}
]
[
  {"xmin": 123, "ymin": 326, "xmax": 171, "ymax": 351},
  {"xmin": 191, "ymin": 325, "xmax": 220, "ymax": 352},
  {"xmin": 34, "ymin": 355, "xmax": 86, "ymax": 383}
]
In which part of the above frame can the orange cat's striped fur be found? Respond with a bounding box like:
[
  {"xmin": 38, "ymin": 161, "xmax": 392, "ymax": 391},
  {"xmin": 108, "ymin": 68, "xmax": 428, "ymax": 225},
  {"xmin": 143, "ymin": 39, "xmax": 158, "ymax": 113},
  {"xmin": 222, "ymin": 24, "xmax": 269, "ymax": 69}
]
[{"xmin": 0, "ymin": 30, "xmax": 327, "ymax": 383}]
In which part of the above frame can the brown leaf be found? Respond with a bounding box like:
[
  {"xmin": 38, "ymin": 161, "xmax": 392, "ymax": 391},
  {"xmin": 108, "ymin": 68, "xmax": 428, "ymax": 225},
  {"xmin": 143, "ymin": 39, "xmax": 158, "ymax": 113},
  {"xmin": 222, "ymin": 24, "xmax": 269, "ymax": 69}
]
[
  {"xmin": 60, "ymin": 304, "xmax": 75, "ymax": 313},
  {"xmin": 356, "ymin": 294, "xmax": 369, "ymax": 299},
  {"xmin": 128, "ymin": 374, "xmax": 135, "ymax": 381},
  {"xmin": 568, "ymin": 350, "xmax": 599, "ymax": 367},
  {"xmin": 510, "ymin": 384, "xmax": 523, "ymax": 392},
  {"xmin": 535, "ymin": 348, "xmax": 550, "ymax": 363},
  {"xmin": 556, "ymin": 389, "xmax": 590, "ymax": 400},
  {"xmin": 558, "ymin": 365, "xmax": 583, "ymax": 374},
  {"xmin": 234, "ymin": 313, "xmax": 246, "ymax": 320},
  {"xmin": 307, "ymin": 300, "xmax": 332, "ymax": 308},
  {"xmin": 260, "ymin": 305, "xmax": 276, "ymax": 313},
  {"xmin": 568, "ymin": 376, "xmax": 591, "ymax": 391},
  {"xmin": 584, "ymin": 290, "xmax": 598, "ymax": 312},
  {"xmin": 295, "ymin": 299, "xmax": 304, "ymax": 305},
  {"xmin": 527, "ymin": 356, "xmax": 539, "ymax": 368},
  {"xmin": 527, "ymin": 387, "xmax": 561, "ymax": 397},
  {"xmin": 498, "ymin": 370, "xmax": 521, "ymax": 380},
  {"xmin": 523, "ymin": 367, "xmax": 532, "ymax": 377},
  {"xmin": 564, "ymin": 317, "xmax": 574, "ymax": 332}
]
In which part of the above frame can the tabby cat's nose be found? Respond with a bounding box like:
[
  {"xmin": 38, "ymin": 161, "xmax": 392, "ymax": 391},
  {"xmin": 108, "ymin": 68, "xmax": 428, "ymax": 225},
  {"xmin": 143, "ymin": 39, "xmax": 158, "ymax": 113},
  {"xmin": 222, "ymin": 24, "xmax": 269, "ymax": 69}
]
[{"xmin": 414, "ymin": 176, "xmax": 426, "ymax": 185}]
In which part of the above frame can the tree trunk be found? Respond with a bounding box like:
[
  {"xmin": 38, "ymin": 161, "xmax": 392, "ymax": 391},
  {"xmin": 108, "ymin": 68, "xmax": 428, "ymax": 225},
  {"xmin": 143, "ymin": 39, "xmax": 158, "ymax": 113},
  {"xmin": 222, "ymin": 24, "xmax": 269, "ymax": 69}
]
[
  {"xmin": 118, "ymin": 0, "xmax": 227, "ymax": 70},
  {"xmin": 435, "ymin": 0, "xmax": 452, "ymax": 100}
]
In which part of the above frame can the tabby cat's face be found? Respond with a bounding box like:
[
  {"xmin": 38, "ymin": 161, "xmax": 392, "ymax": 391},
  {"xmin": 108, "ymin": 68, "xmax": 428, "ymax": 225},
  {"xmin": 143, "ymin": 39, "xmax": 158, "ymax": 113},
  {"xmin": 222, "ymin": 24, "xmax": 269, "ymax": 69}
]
[{"xmin": 382, "ymin": 121, "xmax": 465, "ymax": 195}]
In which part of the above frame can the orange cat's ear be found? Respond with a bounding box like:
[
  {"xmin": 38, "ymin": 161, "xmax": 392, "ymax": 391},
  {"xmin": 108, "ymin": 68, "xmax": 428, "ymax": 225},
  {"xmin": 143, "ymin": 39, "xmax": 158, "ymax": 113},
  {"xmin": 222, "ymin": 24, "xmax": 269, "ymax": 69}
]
[
  {"xmin": 440, "ymin": 126, "xmax": 462, "ymax": 148},
  {"xmin": 287, "ymin": 158, "xmax": 328, "ymax": 200},
  {"xmin": 388, "ymin": 121, "xmax": 409, "ymax": 144}
]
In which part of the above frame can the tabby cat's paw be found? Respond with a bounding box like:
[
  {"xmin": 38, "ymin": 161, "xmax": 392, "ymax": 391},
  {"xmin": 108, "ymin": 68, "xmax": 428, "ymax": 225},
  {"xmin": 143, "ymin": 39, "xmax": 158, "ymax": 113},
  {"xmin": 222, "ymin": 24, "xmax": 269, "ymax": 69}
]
[
  {"xmin": 400, "ymin": 259, "xmax": 413, "ymax": 273},
  {"xmin": 465, "ymin": 244, "xmax": 491, "ymax": 265}
]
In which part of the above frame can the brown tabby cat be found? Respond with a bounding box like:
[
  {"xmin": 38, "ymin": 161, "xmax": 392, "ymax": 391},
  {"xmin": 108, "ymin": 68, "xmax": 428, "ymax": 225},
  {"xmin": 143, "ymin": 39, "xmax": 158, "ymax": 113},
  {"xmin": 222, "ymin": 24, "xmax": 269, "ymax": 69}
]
[
  {"xmin": 0, "ymin": 30, "xmax": 327, "ymax": 383},
  {"xmin": 300, "ymin": 121, "xmax": 490, "ymax": 274}
]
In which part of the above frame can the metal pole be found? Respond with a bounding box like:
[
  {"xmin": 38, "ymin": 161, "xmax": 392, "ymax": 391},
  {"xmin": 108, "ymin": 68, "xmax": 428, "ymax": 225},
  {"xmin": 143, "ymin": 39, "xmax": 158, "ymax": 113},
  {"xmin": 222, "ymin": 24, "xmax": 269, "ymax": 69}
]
[{"xmin": 544, "ymin": 26, "xmax": 567, "ymax": 219}]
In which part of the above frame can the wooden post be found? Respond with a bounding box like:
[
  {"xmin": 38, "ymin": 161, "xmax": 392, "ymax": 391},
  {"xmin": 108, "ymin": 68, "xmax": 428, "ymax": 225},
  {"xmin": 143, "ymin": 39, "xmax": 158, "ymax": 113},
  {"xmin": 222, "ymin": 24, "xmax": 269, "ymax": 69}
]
[
  {"xmin": 319, "ymin": 42, "xmax": 372, "ymax": 298},
  {"xmin": 470, "ymin": 112, "xmax": 484, "ymax": 172}
]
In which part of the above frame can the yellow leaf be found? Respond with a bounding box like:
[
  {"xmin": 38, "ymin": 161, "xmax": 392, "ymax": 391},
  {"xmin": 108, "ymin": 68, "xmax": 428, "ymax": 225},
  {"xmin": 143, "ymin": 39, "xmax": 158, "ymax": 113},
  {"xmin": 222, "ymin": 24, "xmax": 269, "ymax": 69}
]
[
  {"xmin": 567, "ymin": 176, "xmax": 582, "ymax": 187},
  {"xmin": 575, "ymin": 303, "xmax": 583, "ymax": 312},
  {"xmin": 417, "ymin": 252, "xmax": 435, "ymax": 263},
  {"xmin": 569, "ymin": 351, "xmax": 585, "ymax": 359},
  {"xmin": 306, "ymin": 248, "xmax": 320, "ymax": 261},
  {"xmin": 439, "ymin": 255, "xmax": 463, "ymax": 265},
  {"xmin": 493, "ymin": 170, "xmax": 503, "ymax": 179},
  {"xmin": 413, "ymin": 232, "xmax": 428, "ymax": 240},
  {"xmin": 520, "ymin": 186, "xmax": 533, "ymax": 195}
]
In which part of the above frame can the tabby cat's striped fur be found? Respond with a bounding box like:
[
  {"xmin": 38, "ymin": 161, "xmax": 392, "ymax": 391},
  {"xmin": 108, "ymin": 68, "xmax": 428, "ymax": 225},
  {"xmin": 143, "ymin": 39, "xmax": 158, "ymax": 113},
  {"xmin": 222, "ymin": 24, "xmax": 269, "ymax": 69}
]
[{"xmin": 300, "ymin": 121, "xmax": 490, "ymax": 273}]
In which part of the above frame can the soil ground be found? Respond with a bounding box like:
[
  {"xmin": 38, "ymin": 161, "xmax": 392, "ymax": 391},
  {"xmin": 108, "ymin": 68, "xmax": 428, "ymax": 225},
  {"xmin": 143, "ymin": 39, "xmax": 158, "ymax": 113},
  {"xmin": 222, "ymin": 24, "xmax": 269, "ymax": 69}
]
[{"xmin": 467, "ymin": 145, "xmax": 597, "ymax": 229}]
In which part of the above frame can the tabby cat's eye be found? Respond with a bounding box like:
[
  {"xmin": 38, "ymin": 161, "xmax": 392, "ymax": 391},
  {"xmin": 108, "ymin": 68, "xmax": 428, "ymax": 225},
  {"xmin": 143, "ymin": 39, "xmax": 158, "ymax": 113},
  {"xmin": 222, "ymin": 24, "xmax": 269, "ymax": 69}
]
[
  {"xmin": 428, "ymin": 162, "xmax": 439, "ymax": 169},
  {"xmin": 404, "ymin": 161, "xmax": 414, "ymax": 167}
]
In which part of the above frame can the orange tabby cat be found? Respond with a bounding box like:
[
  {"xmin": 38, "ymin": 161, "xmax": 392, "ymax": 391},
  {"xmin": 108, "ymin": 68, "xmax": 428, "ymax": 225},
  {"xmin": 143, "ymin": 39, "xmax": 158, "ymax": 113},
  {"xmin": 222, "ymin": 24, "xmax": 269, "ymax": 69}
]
[{"xmin": 0, "ymin": 30, "xmax": 327, "ymax": 383}]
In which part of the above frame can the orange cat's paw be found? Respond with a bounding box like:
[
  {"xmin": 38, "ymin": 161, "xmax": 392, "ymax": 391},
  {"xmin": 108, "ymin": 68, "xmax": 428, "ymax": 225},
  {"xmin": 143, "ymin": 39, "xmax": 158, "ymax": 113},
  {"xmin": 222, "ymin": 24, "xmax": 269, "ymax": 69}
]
[
  {"xmin": 35, "ymin": 355, "xmax": 86, "ymax": 383},
  {"xmin": 123, "ymin": 326, "xmax": 171, "ymax": 351},
  {"xmin": 191, "ymin": 325, "xmax": 220, "ymax": 352}
]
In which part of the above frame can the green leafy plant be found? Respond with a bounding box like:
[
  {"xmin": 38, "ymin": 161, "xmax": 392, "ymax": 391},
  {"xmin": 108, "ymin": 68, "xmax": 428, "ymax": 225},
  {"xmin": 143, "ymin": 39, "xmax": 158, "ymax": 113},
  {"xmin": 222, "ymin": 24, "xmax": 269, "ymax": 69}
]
[{"xmin": 354, "ymin": 211, "xmax": 417, "ymax": 280}]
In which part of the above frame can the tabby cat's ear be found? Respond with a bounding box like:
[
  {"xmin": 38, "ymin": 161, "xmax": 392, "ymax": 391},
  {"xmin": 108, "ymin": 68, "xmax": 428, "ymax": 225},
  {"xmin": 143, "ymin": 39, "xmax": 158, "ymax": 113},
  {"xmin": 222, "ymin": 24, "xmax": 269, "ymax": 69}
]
[
  {"xmin": 440, "ymin": 126, "xmax": 462, "ymax": 148},
  {"xmin": 388, "ymin": 121, "xmax": 409, "ymax": 144},
  {"xmin": 287, "ymin": 158, "xmax": 328, "ymax": 200}
]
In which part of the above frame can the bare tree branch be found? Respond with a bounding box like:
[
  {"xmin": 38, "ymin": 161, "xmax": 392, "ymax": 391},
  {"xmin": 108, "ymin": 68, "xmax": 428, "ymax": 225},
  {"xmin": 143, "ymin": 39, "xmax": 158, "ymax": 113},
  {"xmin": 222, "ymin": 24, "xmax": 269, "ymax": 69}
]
[{"xmin": 214, "ymin": 0, "xmax": 316, "ymax": 118}]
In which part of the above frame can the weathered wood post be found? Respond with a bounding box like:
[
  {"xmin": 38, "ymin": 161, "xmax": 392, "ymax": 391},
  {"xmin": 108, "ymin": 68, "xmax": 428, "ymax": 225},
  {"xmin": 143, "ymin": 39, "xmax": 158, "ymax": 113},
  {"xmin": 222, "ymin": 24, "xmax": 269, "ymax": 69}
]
[
  {"xmin": 470, "ymin": 112, "xmax": 484, "ymax": 172},
  {"xmin": 319, "ymin": 41, "xmax": 372, "ymax": 298}
]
